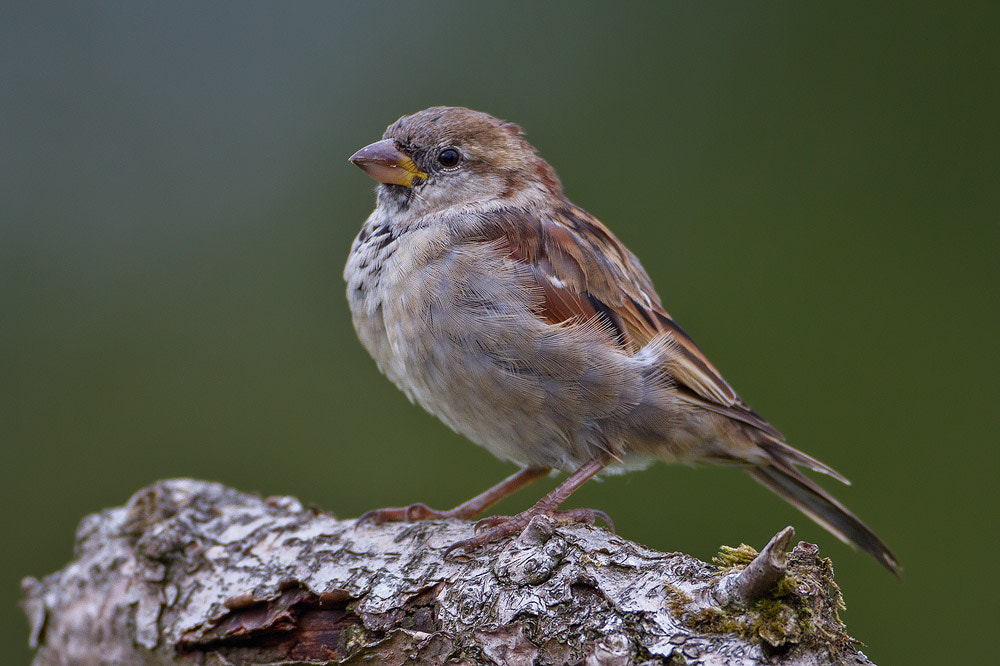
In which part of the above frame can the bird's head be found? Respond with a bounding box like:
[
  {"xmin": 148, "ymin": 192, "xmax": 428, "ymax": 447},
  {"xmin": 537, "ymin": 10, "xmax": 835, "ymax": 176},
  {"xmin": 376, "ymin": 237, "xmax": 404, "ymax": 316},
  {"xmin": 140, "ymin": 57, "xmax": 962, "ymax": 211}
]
[{"xmin": 350, "ymin": 106, "xmax": 562, "ymax": 215}]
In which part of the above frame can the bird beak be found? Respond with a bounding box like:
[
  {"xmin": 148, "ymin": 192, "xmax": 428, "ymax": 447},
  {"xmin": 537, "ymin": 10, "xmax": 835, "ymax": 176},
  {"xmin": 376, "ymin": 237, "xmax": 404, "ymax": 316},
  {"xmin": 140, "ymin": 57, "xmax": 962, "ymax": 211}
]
[{"xmin": 349, "ymin": 139, "xmax": 427, "ymax": 187}]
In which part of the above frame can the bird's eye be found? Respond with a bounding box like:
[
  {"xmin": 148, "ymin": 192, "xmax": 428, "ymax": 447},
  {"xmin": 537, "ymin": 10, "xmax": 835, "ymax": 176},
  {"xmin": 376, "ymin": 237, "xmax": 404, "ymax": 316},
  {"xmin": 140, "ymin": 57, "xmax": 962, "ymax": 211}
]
[{"xmin": 437, "ymin": 148, "xmax": 461, "ymax": 168}]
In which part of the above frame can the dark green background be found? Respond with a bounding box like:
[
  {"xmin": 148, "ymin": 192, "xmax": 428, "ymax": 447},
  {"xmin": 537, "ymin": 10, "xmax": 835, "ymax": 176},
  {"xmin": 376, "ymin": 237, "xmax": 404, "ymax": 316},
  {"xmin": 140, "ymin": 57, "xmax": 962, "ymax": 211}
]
[{"xmin": 3, "ymin": 2, "xmax": 996, "ymax": 663}]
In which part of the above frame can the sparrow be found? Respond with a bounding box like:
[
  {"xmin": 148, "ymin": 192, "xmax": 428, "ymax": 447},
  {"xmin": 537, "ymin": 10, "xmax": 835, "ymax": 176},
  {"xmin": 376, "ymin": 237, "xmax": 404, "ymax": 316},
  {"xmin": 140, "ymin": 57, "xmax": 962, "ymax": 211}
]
[{"xmin": 345, "ymin": 106, "xmax": 900, "ymax": 575}]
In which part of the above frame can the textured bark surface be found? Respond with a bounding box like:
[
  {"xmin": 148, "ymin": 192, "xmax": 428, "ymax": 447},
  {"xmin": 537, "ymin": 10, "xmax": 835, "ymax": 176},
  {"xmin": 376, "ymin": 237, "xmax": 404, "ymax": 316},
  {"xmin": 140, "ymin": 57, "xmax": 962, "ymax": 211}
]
[{"xmin": 21, "ymin": 479, "xmax": 876, "ymax": 666}]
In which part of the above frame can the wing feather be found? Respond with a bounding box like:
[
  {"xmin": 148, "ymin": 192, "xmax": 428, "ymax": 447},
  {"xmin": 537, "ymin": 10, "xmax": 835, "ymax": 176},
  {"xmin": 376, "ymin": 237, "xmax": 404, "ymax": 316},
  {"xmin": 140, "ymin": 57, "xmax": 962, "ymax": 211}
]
[{"xmin": 469, "ymin": 203, "xmax": 778, "ymax": 438}]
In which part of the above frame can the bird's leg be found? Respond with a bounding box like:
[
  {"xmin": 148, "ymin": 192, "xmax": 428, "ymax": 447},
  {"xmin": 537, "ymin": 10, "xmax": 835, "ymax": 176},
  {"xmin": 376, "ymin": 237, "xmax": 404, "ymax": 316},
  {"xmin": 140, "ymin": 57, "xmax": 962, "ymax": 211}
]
[
  {"xmin": 444, "ymin": 457, "xmax": 612, "ymax": 558},
  {"xmin": 357, "ymin": 466, "xmax": 550, "ymax": 524}
]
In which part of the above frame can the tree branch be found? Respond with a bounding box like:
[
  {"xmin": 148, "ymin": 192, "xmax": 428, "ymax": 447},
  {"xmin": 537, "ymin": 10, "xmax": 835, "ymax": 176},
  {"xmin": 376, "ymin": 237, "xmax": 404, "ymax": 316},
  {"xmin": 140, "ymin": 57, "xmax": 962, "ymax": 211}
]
[{"xmin": 21, "ymin": 479, "xmax": 874, "ymax": 665}]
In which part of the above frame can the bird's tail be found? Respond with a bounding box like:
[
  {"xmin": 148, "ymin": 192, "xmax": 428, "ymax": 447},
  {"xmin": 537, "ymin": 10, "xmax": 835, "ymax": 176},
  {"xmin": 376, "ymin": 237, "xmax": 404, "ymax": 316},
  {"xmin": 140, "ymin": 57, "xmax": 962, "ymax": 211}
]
[{"xmin": 746, "ymin": 456, "xmax": 901, "ymax": 576}]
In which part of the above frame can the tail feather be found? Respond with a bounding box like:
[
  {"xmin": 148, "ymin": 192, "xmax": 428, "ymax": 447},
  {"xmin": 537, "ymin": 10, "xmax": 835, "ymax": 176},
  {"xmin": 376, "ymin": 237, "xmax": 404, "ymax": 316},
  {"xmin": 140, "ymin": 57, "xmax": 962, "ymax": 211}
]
[
  {"xmin": 759, "ymin": 436, "xmax": 851, "ymax": 485},
  {"xmin": 747, "ymin": 461, "xmax": 901, "ymax": 576}
]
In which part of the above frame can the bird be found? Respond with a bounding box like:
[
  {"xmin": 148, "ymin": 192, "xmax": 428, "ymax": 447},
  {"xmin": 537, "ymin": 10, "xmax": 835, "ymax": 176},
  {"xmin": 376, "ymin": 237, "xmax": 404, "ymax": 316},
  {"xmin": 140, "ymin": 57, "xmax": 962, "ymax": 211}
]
[{"xmin": 344, "ymin": 106, "xmax": 900, "ymax": 575}]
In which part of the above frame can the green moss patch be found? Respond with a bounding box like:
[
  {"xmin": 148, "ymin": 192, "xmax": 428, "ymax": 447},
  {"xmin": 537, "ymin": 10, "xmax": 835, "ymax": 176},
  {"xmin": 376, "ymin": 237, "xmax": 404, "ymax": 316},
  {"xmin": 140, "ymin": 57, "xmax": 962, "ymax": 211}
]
[{"xmin": 664, "ymin": 544, "xmax": 855, "ymax": 659}]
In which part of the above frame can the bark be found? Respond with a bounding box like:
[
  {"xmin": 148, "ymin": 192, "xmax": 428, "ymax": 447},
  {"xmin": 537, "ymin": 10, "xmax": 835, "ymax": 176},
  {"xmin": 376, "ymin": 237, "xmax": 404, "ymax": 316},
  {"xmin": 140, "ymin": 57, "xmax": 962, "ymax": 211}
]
[{"xmin": 21, "ymin": 479, "xmax": 876, "ymax": 666}]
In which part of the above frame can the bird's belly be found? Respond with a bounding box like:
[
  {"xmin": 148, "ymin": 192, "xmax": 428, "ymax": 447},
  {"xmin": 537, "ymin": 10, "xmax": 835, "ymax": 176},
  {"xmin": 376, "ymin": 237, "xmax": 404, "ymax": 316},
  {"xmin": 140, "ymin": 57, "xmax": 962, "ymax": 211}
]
[
  {"xmin": 346, "ymin": 228, "xmax": 723, "ymax": 474},
  {"xmin": 370, "ymin": 236, "xmax": 656, "ymax": 471}
]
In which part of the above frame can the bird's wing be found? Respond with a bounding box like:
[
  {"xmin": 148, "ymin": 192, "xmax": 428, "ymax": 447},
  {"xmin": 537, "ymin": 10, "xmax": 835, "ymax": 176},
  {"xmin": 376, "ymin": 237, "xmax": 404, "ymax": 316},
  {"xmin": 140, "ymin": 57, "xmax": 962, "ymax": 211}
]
[{"xmin": 470, "ymin": 203, "xmax": 784, "ymax": 439}]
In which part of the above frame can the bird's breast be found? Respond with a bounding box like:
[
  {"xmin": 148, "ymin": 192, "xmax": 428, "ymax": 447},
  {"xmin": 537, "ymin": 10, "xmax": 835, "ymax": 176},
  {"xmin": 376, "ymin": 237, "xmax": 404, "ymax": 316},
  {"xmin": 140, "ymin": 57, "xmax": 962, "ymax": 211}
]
[{"xmin": 345, "ymin": 214, "xmax": 453, "ymax": 395}]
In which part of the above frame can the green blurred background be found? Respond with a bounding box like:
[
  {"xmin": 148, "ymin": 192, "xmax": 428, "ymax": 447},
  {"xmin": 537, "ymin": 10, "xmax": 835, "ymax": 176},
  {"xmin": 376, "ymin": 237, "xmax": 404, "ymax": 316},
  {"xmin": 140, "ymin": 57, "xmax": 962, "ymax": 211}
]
[{"xmin": 2, "ymin": 2, "xmax": 996, "ymax": 663}]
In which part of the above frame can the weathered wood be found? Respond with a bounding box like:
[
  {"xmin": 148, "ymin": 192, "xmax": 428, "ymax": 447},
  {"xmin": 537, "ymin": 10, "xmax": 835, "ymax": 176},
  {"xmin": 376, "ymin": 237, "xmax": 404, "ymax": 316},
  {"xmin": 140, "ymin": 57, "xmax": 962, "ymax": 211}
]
[{"xmin": 21, "ymin": 479, "xmax": 875, "ymax": 665}]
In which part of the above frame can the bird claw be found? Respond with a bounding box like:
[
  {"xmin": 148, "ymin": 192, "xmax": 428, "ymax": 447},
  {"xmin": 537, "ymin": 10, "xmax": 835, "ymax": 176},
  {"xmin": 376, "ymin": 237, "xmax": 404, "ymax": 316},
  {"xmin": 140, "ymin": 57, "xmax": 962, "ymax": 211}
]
[
  {"xmin": 473, "ymin": 514, "xmax": 511, "ymax": 533},
  {"xmin": 445, "ymin": 506, "xmax": 614, "ymax": 559},
  {"xmin": 356, "ymin": 502, "xmax": 453, "ymax": 527},
  {"xmin": 557, "ymin": 507, "xmax": 615, "ymax": 533}
]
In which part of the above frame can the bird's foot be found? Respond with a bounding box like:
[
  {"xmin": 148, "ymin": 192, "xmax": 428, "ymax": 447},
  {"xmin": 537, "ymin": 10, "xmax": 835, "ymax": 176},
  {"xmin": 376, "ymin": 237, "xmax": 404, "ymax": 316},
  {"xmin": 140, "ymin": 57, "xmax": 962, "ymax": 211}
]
[
  {"xmin": 443, "ymin": 507, "xmax": 614, "ymax": 559},
  {"xmin": 356, "ymin": 503, "xmax": 458, "ymax": 525}
]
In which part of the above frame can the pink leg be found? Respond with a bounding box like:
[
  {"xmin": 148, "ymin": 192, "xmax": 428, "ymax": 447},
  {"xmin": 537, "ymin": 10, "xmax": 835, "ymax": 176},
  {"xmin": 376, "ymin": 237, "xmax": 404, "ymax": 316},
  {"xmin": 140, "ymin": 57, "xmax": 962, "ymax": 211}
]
[
  {"xmin": 357, "ymin": 466, "xmax": 551, "ymax": 524},
  {"xmin": 444, "ymin": 457, "xmax": 613, "ymax": 558}
]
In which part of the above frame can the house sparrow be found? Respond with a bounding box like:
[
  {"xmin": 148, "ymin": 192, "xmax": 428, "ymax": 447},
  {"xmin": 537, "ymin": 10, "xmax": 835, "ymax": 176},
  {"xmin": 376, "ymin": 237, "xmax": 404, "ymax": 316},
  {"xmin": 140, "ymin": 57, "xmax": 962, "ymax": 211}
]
[{"xmin": 345, "ymin": 106, "xmax": 900, "ymax": 575}]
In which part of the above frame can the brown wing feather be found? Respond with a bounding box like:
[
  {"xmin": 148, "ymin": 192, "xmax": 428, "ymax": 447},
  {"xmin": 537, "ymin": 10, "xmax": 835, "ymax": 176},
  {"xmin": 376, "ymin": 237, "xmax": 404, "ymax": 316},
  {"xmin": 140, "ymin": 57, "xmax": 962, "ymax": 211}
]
[
  {"xmin": 472, "ymin": 204, "xmax": 766, "ymax": 420},
  {"xmin": 468, "ymin": 203, "xmax": 798, "ymax": 444}
]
